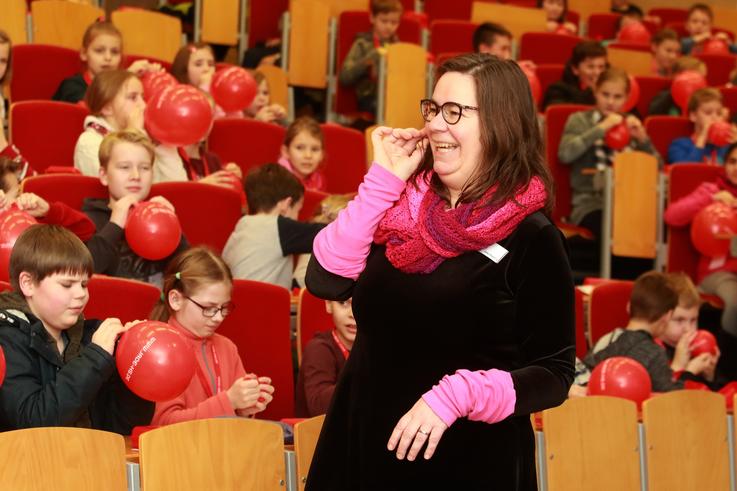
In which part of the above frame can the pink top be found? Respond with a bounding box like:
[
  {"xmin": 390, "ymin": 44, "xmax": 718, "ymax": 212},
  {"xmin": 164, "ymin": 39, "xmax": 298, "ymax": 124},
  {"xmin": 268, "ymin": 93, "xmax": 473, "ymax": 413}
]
[
  {"xmin": 277, "ymin": 156, "xmax": 327, "ymax": 192},
  {"xmin": 151, "ymin": 318, "xmax": 246, "ymax": 425}
]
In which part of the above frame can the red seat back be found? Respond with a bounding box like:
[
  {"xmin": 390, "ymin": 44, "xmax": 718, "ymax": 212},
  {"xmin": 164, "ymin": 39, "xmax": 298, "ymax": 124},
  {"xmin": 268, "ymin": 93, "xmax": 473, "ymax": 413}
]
[
  {"xmin": 424, "ymin": 0, "xmax": 476, "ymax": 22},
  {"xmin": 299, "ymin": 189, "xmax": 330, "ymax": 222},
  {"xmin": 296, "ymin": 288, "xmax": 334, "ymax": 365},
  {"xmin": 695, "ymin": 53, "xmax": 737, "ymax": 86},
  {"xmin": 519, "ymin": 32, "xmax": 583, "ymax": 65},
  {"xmin": 587, "ymin": 13, "xmax": 620, "ymax": 41},
  {"xmin": 648, "ymin": 8, "xmax": 688, "ymax": 26},
  {"xmin": 207, "ymin": 119, "xmax": 285, "ymax": 177},
  {"xmin": 85, "ymin": 275, "xmax": 160, "ymax": 323},
  {"xmin": 544, "ymin": 104, "xmax": 592, "ymax": 222},
  {"xmin": 10, "ymin": 101, "xmax": 89, "ymax": 173},
  {"xmin": 536, "ymin": 63, "xmax": 565, "ymax": 110},
  {"xmin": 217, "ymin": 279, "xmax": 294, "ymax": 420},
  {"xmin": 429, "ymin": 20, "xmax": 476, "ymax": 56},
  {"xmin": 575, "ymin": 288, "xmax": 588, "ymax": 359},
  {"xmin": 21, "ymin": 174, "xmax": 107, "ymax": 210},
  {"xmin": 666, "ymin": 164, "xmax": 723, "ymax": 279},
  {"xmin": 644, "ymin": 115, "xmax": 692, "ymax": 163},
  {"xmin": 589, "ymin": 280, "xmax": 634, "ymax": 346},
  {"xmin": 247, "ymin": 0, "xmax": 289, "ymax": 47},
  {"xmin": 635, "ymin": 76, "xmax": 671, "ymax": 118},
  {"xmin": 150, "ymin": 181, "xmax": 242, "ymax": 253},
  {"xmin": 9, "ymin": 44, "xmax": 81, "ymax": 102},
  {"xmin": 720, "ymin": 86, "xmax": 737, "ymax": 115},
  {"xmin": 320, "ymin": 123, "xmax": 366, "ymax": 194}
]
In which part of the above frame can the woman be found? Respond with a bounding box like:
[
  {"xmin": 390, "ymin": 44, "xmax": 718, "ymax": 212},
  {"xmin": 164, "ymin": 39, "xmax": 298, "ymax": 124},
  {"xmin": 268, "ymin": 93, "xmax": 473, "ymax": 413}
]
[
  {"xmin": 541, "ymin": 40, "xmax": 607, "ymax": 110},
  {"xmin": 305, "ymin": 54, "xmax": 575, "ymax": 489}
]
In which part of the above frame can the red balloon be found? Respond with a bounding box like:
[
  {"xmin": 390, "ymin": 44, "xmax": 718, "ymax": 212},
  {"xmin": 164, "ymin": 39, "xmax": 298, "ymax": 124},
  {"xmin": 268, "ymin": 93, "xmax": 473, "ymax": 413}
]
[
  {"xmin": 684, "ymin": 379, "xmax": 710, "ymax": 390},
  {"xmin": 588, "ymin": 356, "xmax": 652, "ymax": 408},
  {"xmin": 617, "ymin": 21, "xmax": 651, "ymax": 45},
  {"xmin": 690, "ymin": 329, "xmax": 718, "ymax": 357},
  {"xmin": 700, "ymin": 38, "xmax": 730, "ymax": 56},
  {"xmin": 125, "ymin": 201, "xmax": 182, "ymax": 260},
  {"xmin": 520, "ymin": 65, "xmax": 541, "ymax": 105},
  {"xmin": 719, "ymin": 381, "xmax": 737, "ymax": 410},
  {"xmin": 0, "ymin": 209, "xmax": 37, "ymax": 282},
  {"xmin": 555, "ymin": 24, "xmax": 575, "ymax": 36},
  {"xmin": 0, "ymin": 345, "xmax": 6, "ymax": 388},
  {"xmin": 145, "ymin": 84, "xmax": 213, "ymax": 146},
  {"xmin": 116, "ymin": 320, "xmax": 195, "ymax": 402},
  {"xmin": 211, "ymin": 67, "xmax": 258, "ymax": 112},
  {"xmin": 708, "ymin": 120, "xmax": 733, "ymax": 147},
  {"xmin": 140, "ymin": 71, "xmax": 177, "ymax": 102},
  {"xmin": 622, "ymin": 75, "xmax": 640, "ymax": 113},
  {"xmin": 671, "ymin": 70, "xmax": 708, "ymax": 114},
  {"xmin": 605, "ymin": 122, "xmax": 630, "ymax": 150},
  {"xmin": 690, "ymin": 202, "xmax": 737, "ymax": 257}
]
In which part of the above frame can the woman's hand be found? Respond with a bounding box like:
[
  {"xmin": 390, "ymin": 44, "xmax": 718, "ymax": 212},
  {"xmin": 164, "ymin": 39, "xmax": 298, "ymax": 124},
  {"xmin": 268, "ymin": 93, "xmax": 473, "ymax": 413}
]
[
  {"xmin": 387, "ymin": 398, "xmax": 448, "ymax": 461},
  {"xmin": 371, "ymin": 126, "xmax": 427, "ymax": 181}
]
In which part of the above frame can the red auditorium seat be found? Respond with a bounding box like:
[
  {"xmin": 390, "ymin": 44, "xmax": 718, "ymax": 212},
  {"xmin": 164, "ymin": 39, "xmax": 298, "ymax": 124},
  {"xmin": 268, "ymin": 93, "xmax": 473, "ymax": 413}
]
[
  {"xmin": 519, "ymin": 32, "xmax": 583, "ymax": 65},
  {"xmin": 9, "ymin": 44, "xmax": 81, "ymax": 102},
  {"xmin": 84, "ymin": 275, "xmax": 160, "ymax": 324},
  {"xmin": 588, "ymin": 280, "xmax": 634, "ymax": 346},
  {"xmin": 719, "ymin": 86, "xmax": 737, "ymax": 115},
  {"xmin": 643, "ymin": 116, "xmax": 692, "ymax": 163},
  {"xmin": 648, "ymin": 8, "xmax": 688, "ymax": 26},
  {"xmin": 21, "ymin": 174, "xmax": 107, "ymax": 210},
  {"xmin": 247, "ymin": 0, "xmax": 289, "ymax": 47},
  {"xmin": 423, "ymin": 0, "xmax": 474, "ymax": 22},
  {"xmin": 217, "ymin": 279, "xmax": 294, "ymax": 420},
  {"xmin": 587, "ymin": 13, "xmax": 620, "ymax": 41},
  {"xmin": 320, "ymin": 123, "xmax": 366, "ymax": 194},
  {"xmin": 695, "ymin": 53, "xmax": 737, "ymax": 87},
  {"xmin": 536, "ymin": 63, "xmax": 565, "ymax": 111},
  {"xmin": 299, "ymin": 189, "xmax": 329, "ymax": 222},
  {"xmin": 150, "ymin": 181, "xmax": 242, "ymax": 253},
  {"xmin": 9, "ymin": 100, "xmax": 88, "ymax": 174},
  {"xmin": 0, "ymin": 281, "xmax": 11, "ymax": 292},
  {"xmin": 296, "ymin": 288, "xmax": 334, "ymax": 365},
  {"xmin": 429, "ymin": 20, "xmax": 476, "ymax": 56},
  {"xmin": 207, "ymin": 119, "xmax": 285, "ymax": 177},
  {"xmin": 666, "ymin": 164, "xmax": 723, "ymax": 280},
  {"xmin": 635, "ymin": 76, "xmax": 671, "ymax": 118},
  {"xmin": 574, "ymin": 288, "xmax": 589, "ymax": 359}
]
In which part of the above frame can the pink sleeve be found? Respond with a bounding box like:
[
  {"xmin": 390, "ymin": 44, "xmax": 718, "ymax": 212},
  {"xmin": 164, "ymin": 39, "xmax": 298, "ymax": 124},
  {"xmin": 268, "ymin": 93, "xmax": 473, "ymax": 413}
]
[
  {"xmin": 312, "ymin": 163, "xmax": 406, "ymax": 279},
  {"xmin": 664, "ymin": 182, "xmax": 718, "ymax": 227},
  {"xmin": 421, "ymin": 369, "xmax": 516, "ymax": 427}
]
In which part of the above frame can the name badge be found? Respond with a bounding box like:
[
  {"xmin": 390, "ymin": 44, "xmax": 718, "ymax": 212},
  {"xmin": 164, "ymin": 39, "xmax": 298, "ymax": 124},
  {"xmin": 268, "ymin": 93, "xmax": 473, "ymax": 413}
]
[{"xmin": 479, "ymin": 243, "xmax": 509, "ymax": 263}]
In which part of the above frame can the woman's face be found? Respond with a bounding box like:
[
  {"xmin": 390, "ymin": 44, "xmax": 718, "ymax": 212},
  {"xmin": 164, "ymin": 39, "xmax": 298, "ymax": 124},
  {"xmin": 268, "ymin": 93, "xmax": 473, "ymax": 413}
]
[
  {"xmin": 543, "ymin": 0, "xmax": 565, "ymax": 21},
  {"xmin": 187, "ymin": 48, "xmax": 215, "ymax": 87},
  {"xmin": 426, "ymin": 72, "xmax": 482, "ymax": 203},
  {"xmin": 725, "ymin": 148, "xmax": 737, "ymax": 185},
  {"xmin": 572, "ymin": 56, "xmax": 607, "ymax": 90},
  {"xmin": 594, "ymin": 79, "xmax": 627, "ymax": 116}
]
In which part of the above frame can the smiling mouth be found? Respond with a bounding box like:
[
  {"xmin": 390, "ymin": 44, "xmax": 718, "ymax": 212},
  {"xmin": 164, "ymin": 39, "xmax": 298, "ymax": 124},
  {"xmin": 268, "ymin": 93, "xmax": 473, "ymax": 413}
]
[{"xmin": 434, "ymin": 143, "xmax": 459, "ymax": 153}]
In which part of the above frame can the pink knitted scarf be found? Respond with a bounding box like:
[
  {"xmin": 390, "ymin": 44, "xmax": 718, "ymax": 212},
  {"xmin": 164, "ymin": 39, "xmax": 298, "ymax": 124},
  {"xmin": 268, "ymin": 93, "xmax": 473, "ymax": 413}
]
[{"xmin": 374, "ymin": 174, "xmax": 548, "ymax": 274}]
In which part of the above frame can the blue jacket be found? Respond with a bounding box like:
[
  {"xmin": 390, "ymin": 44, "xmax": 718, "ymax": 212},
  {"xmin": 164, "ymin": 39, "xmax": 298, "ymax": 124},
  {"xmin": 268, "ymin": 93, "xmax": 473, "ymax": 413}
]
[{"xmin": 668, "ymin": 136, "xmax": 729, "ymax": 164}]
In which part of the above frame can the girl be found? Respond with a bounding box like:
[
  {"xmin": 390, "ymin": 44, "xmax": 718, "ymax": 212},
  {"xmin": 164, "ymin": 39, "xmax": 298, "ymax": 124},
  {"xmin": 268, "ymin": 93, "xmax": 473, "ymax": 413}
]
[
  {"xmin": 246, "ymin": 70, "xmax": 287, "ymax": 125},
  {"xmin": 559, "ymin": 67, "xmax": 659, "ymax": 234},
  {"xmin": 52, "ymin": 21, "xmax": 159, "ymax": 104},
  {"xmin": 541, "ymin": 40, "xmax": 607, "ymax": 110},
  {"xmin": 665, "ymin": 142, "xmax": 737, "ymax": 340},
  {"xmin": 279, "ymin": 117, "xmax": 326, "ymax": 192},
  {"xmin": 151, "ymin": 247, "xmax": 275, "ymax": 425},
  {"xmin": 538, "ymin": 0, "xmax": 577, "ymax": 35}
]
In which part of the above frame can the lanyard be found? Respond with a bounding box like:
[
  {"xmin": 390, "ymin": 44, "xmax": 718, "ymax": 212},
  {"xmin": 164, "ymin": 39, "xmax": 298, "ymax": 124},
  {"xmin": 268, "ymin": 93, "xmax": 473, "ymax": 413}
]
[
  {"xmin": 87, "ymin": 122, "xmax": 109, "ymax": 136},
  {"xmin": 83, "ymin": 71, "xmax": 93, "ymax": 86},
  {"xmin": 331, "ymin": 330, "xmax": 350, "ymax": 360},
  {"xmin": 177, "ymin": 146, "xmax": 212, "ymax": 181},
  {"xmin": 194, "ymin": 341, "xmax": 222, "ymax": 397}
]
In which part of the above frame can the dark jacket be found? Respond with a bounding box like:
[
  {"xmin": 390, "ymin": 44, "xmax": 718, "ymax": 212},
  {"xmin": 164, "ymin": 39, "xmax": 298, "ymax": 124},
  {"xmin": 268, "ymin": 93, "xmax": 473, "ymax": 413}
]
[
  {"xmin": 0, "ymin": 292, "xmax": 154, "ymax": 433},
  {"xmin": 82, "ymin": 198, "xmax": 189, "ymax": 284},
  {"xmin": 295, "ymin": 330, "xmax": 347, "ymax": 417},
  {"xmin": 52, "ymin": 73, "xmax": 88, "ymax": 104},
  {"xmin": 541, "ymin": 78, "xmax": 595, "ymax": 111}
]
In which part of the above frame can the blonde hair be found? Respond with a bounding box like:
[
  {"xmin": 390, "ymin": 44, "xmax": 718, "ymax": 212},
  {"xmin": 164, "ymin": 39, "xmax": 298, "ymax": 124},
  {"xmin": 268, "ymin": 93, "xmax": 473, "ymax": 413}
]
[
  {"xmin": 688, "ymin": 87, "xmax": 722, "ymax": 114},
  {"xmin": 98, "ymin": 130, "xmax": 155, "ymax": 170},
  {"xmin": 666, "ymin": 272, "xmax": 702, "ymax": 309},
  {"xmin": 85, "ymin": 69, "xmax": 138, "ymax": 116},
  {"xmin": 673, "ymin": 56, "xmax": 706, "ymax": 75},
  {"xmin": 150, "ymin": 247, "xmax": 233, "ymax": 321},
  {"xmin": 312, "ymin": 194, "xmax": 352, "ymax": 223},
  {"xmin": 82, "ymin": 21, "xmax": 122, "ymax": 50}
]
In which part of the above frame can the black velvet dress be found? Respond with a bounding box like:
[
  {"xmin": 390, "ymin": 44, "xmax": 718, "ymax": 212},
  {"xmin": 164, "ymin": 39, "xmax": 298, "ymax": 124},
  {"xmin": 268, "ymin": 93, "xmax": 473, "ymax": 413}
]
[{"xmin": 305, "ymin": 211, "xmax": 576, "ymax": 490}]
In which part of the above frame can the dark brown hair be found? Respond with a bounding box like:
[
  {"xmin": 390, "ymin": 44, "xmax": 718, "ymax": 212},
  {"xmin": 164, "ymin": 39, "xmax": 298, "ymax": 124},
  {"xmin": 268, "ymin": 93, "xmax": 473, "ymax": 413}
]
[
  {"xmin": 562, "ymin": 40, "xmax": 607, "ymax": 85},
  {"xmin": 85, "ymin": 69, "xmax": 138, "ymax": 115},
  {"xmin": 472, "ymin": 23, "xmax": 513, "ymax": 52},
  {"xmin": 151, "ymin": 247, "xmax": 233, "ymax": 321},
  {"xmin": 371, "ymin": 0, "xmax": 402, "ymax": 16},
  {"xmin": 245, "ymin": 163, "xmax": 304, "ymax": 214},
  {"xmin": 171, "ymin": 42, "xmax": 214, "ymax": 84},
  {"xmin": 9, "ymin": 225, "xmax": 94, "ymax": 292},
  {"xmin": 688, "ymin": 3, "xmax": 713, "ymax": 21},
  {"xmin": 284, "ymin": 116, "xmax": 324, "ymax": 147},
  {"xmin": 0, "ymin": 30, "xmax": 12, "ymax": 86},
  {"xmin": 630, "ymin": 271, "xmax": 679, "ymax": 322},
  {"xmin": 412, "ymin": 53, "xmax": 554, "ymax": 213},
  {"xmin": 651, "ymin": 28, "xmax": 679, "ymax": 46}
]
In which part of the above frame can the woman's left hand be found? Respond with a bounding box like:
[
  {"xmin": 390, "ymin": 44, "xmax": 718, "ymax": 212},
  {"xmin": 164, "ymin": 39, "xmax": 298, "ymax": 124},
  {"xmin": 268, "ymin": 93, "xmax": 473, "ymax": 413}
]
[{"xmin": 387, "ymin": 398, "xmax": 448, "ymax": 461}]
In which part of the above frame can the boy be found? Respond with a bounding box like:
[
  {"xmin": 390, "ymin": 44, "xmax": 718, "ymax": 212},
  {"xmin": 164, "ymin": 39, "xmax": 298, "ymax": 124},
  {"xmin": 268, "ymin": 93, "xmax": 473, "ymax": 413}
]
[
  {"xmin": 295, "ymin": 298, "xmax": 355, "ymax": 417},
  {"xmin": 668, "ymin": 88, "xmax": 737, "ymax": 164},
  {"xmin": 473, "ymin": 23, "xmax": 513, "ymax": 60},
  {"xmin": 583, "ymin": 271, "xmax": 713, "ymax": 392},
  {"xmin": 651, "ymin": 28, "xmax": 681, "ymax": 78},
  {"xmin": 339, "ymin": 0, "xmax": 402, "ymax": 118},
  {"xmin": 82, "ymin": 130, "xmax": 188, "ymax": 285},
  {"xmin": 648, "ymin": 56, "xmax": 705, "ymax": 116},
  {"xmin": 681, "ymin": 3, "xmax": 737, "ymax": 55},
  {"xmin": 222, "ymin": 163, "xmax": 325, "ymax": 290},
  {"xmin": 0, "ymin": 224, "xmax": 154, "ymax": 432}
]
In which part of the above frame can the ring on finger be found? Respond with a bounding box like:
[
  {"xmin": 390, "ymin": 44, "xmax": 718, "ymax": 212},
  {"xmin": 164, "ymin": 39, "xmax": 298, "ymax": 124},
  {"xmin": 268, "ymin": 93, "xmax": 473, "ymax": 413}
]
[{"xmin": 417, "ymin": 428, "xmax": 430, "ymax": 436}]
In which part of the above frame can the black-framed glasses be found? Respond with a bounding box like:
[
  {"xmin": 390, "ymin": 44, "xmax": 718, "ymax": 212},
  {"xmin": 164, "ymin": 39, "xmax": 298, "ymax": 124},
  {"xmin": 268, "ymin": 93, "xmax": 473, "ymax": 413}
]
[
  {"xmin": 420, "ymin": 99, "xmax": 479, "ymax": 125},
  {"xmin": 185, "ymin": 296, "xmax": 235, "ymax": 318}
]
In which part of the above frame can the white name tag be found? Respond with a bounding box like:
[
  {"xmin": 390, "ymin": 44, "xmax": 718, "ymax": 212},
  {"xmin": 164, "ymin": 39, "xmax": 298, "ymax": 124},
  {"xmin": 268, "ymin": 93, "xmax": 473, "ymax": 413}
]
[{"xmin": 479, "ymin": 243, "xmax": 509, "ymax": 263}]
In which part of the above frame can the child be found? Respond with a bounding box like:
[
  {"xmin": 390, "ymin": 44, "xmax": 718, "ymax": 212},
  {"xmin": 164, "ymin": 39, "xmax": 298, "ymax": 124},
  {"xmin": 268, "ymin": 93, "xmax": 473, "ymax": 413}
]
[
  {"xmin": 151, "ymin": 247, "xmax": 274, "ymax": 425},
  {"xmin": 651, "ymin": 28, "xmax": 682, "ymax": 78},
  {"xmin": 0, "ymin": 224, "xmax": 154, "ymax": 432},
  {"xmin": 665, "ymin": 142, "xmax": 737, "ymax": 338},
  {"xmin": 222, "ymin": 163, "xmax": 325, "ymax": 290},
  {"xmin": 52, "ymin": 21, "xmax": 159, "ymax": 104},
  {"xmin": 538, "ymin": 0, "xmax": 577, "ymax": 35},
  {"xmin": 611, "ymin": 0, "xmax": 643, "ymax": 16},
  {"xmin": 473, "ymin": 23, "xmax": 513, "ymax": 60},
  {"xmin": 583, "ymin": 271, "xmax": 713, "ymax": 392},
  {"xmin": 648, "ymin": 56, "xmax": 706, "ymax": 116},
  {"xmin": 279, "ymin": 117, "xmax": 326, "ymax": 192},
  {"xmin": 246, "ymin": 70, "xmax": 287, "ymax": 125},
  {"xmin": 559, "ymin": 67, "xmax": 659, "ymax": 233},
  {"xmin": 668, "ymin": 88, "xmax": 737, "ymax": 164},
  {"xmin": 82, "ymin": 130, "xmax": 188, "ymax": 285},
  {"xmin": 339, "ymin": 0, "xmax": 402, "ymax": 118},
  {"xmin": 542, "ymin": 40, "xmax": 607, "ymax": 110},
  {"xmin": 0, "ymin": 30, "xmax": 9, "ymax": 129},
  {"xmin": 681, "ymin": 3, "xmax": 737, "ymax": 56},
  {"xmin": 295, "ymin": 298, "xmax": 355, "ymax": 417}
]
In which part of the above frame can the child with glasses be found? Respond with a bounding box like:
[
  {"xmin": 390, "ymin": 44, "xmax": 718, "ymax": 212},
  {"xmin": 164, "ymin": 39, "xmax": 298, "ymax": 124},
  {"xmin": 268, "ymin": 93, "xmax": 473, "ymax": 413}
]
[{"xmin": 151, "ymin": 246, "xmax": 275, "ymax": 425}]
